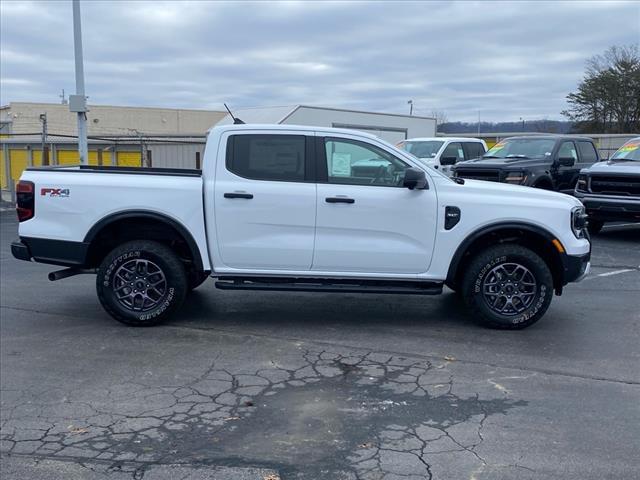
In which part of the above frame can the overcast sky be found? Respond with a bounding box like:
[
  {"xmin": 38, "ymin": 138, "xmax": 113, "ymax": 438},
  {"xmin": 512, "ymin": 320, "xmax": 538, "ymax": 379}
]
[{"xmin": 1, "ymin": 0, "xmax": 639, "ymax": 122}]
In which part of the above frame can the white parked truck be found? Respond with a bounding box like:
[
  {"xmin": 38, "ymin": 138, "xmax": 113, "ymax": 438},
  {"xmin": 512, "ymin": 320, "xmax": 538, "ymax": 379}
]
[
  {"xmin": 12, "ymin": 124, "xmax": 591, "ymax": 329},
  {"xmin": 397, "ymin": 137, "xmax": 487, "ymax": 177}
]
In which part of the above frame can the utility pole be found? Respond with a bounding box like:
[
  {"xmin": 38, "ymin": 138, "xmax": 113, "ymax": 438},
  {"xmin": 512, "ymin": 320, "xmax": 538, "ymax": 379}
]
[
  {"xmin": 69, "ymin": 0, "xmax": 88, "ymax": 165},
  {"xmin": 39, "ymin": 113, "xmax": 49, "ymax": 166},
  {"xmin": 477, "ymin": 110, "xmax": 481, "ymax": 135},
  {"xmin": 138, "ymin": 131, "xmax": 146, "ymax": 167}
]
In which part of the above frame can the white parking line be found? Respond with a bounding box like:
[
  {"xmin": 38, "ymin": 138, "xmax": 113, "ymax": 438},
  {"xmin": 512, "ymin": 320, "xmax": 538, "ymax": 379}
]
[
  {"xmin": 595, "ymin": 269, "xmax": 634, "ymax": 278},
  {"xmin": 602, "ymin": 223, "xmax": 639, "ymax": 229},
  {"xmin": 583, "ymin": 268, "xmax": 638, "ymax": 280}
]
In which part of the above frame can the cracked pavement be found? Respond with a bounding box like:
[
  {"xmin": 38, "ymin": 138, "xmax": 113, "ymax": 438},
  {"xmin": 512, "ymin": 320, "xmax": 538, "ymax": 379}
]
[{"xmin": 1, "ymin": 212, "xmax": 639, "ymax": 479}]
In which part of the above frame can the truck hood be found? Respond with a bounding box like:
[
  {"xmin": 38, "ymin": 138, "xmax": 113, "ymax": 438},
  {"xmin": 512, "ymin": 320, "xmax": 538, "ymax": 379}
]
[
  {"xmin": 583, "ymin": 159, "xmax": 640, "ymax": 175},
  {"xmin": 455, "ymin": 157, "xmax": 548, "ymax": 169},
  {"xmin": 458, "ymin": 178, "xmax": 582, "ymax": 207}
]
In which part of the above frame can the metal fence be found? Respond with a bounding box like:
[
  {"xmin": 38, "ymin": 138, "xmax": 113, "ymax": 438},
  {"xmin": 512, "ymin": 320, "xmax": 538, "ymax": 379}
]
[{"xmin": 1, "ymin": 133, "xmax": 206, "ymax": 203}]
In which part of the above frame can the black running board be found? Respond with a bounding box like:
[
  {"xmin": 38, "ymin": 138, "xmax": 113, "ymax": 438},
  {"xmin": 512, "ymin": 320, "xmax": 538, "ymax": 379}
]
[{"xmin": 215, "ymin": 276, "xmax": 443, "ymax": 295}]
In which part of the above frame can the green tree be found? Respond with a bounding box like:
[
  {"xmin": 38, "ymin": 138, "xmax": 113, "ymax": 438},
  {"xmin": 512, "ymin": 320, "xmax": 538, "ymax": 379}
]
[{"xmin": 562, "ymin": 45, "xmax": 640, "ymax": 133}]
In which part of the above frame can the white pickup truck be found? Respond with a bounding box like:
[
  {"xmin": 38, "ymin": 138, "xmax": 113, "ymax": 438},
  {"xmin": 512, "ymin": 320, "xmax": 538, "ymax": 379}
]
[{"xmin": 12, "ymin": 124, "xmax": 591, "ymax": 329}]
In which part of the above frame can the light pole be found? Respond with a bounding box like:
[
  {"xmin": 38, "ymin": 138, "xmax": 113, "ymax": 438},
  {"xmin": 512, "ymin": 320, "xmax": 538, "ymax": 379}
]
[
  {"xmin": 70, "ymin": 0, "xmax": 88, "ymax": 165},
  {"xmin": 407, "ymin": 100, "xmax": 413, "ymax": 116}
]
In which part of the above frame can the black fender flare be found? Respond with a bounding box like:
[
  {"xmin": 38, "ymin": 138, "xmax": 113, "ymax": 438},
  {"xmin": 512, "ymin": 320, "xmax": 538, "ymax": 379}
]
[
  {"xmin": 84, "ymin": 210, "xmax": 205, "ymax": 272},
  {"xmin": 446, "ymin": 221, "xmax": 563, "ymax": 286}
]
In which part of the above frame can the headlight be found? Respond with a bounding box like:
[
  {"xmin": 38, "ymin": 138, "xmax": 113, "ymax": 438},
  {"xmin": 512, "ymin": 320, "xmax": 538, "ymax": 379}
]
[
  {"xmin": 505, "ymin": 171, "xmax": 527, "ymax": 184},
  {"xmin": 576, "ymin": 174, "xmax": 588, "ymax": 192},
  {"xmin": 571, "ymin": 206, "xmax": 588, "ymax": 239}
]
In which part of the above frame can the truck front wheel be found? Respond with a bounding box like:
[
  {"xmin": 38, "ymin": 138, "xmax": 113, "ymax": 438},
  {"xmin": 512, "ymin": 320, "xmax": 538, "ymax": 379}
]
[
  {"xmin": 462, "ymin": 244, "xmax": 553, "ymax": 329},
  {"xmin": 96, "ymin": 240, "xmax": 188, "ymax": 326}
]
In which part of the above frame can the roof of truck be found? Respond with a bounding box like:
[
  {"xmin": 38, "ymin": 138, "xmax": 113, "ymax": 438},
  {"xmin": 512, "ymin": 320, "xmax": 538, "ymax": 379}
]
[
  {"xmin": 209, "ymin": 123, "xmax": 380, "ymax": 140},
  {"xmin": 404, "ymin": 137, "xmax": 485, "ymax": 143},
  {"xmin": 500, "ymin": 135, "xmax": 595, "ymax": 142}
]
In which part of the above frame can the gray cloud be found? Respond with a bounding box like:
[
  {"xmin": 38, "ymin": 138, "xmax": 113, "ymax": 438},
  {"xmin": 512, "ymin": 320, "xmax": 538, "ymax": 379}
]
[{"xmin": 1, "ymin": 0, "xmax": 639, "ymax": 122}]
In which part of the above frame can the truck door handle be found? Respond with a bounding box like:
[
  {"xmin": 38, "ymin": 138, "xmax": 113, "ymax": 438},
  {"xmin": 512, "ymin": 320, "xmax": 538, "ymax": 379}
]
[
  {"xmin": 224, "ymin": 192, "xmax": 253, "ymax": 199},
  {"xmin": 325, "ymin": 197, "xmax": 355, "ymax": 204}
]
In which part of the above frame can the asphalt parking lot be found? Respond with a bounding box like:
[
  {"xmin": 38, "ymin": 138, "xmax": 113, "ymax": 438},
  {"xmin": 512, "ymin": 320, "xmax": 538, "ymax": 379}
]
[{"xmin": 1, "ymin": 209, "xmax": 639, "ymax": 480}]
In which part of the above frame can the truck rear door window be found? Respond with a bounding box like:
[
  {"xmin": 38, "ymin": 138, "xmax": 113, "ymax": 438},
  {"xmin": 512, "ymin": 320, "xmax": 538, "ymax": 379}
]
[
  {"xmin": 462, "ymin": 142, "xmax": 485, "ymax": 160},
  {"xmin": 577, "ymin": 141, "xmax": 599, "ymax": 164},
  {"xmin": 227, "ymin": 134, "xmax": 306, "ymax": 182}
]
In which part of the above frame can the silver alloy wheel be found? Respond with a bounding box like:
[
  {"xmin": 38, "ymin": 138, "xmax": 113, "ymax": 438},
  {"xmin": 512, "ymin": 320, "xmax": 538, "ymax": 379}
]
[
  {"xmin": 482, "ymin": 262, "xmax": 537, "ymax": 316},
  {"xmin": 113, "ymin": 259, "xmax": 167, "ymax": 312}
]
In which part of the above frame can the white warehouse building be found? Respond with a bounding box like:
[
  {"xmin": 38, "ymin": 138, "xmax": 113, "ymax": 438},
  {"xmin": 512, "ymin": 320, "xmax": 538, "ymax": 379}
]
[{"xmin": 216, "ymin": 105, "xmax": 436, "ymax": 144}]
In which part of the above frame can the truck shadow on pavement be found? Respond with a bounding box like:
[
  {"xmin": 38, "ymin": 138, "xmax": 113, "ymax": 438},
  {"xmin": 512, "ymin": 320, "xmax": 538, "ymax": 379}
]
[{"xmin": 178, "ymin": 289, "xmax": 478, "ymax": 332}]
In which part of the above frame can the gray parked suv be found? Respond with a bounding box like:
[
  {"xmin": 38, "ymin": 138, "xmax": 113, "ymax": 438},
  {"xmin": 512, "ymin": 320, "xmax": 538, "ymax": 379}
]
[{"xmin": 575, "ymin": 137, "xmax": 640, "ymax": 234}]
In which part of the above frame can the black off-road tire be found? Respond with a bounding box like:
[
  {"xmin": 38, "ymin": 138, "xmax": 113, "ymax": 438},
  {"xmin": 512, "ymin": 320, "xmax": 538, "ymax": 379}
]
[
  {"xmin": 188, "ymin": 270, "xmax": 209, "ymax": 291},
  {"xmin": 97, "ymin": 240, "xmax": 188, "ymax": 326},
  {"xmin": 587, "ymin": 220, "xmax": 604, "ymax": 235},
  {"xmin": 462, "ymin": 244, "xmax": 553, "ymax": 329}
]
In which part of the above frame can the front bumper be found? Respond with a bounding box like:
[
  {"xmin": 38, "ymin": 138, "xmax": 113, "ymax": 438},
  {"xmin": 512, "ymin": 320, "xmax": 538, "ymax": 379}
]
[
  {"xmin": 575, "ymin": 192, "xmax": 640, "ymax": 223},
  {"xmin": 562, "ymin": 251, "xmax": 591, "ymax": 284}
]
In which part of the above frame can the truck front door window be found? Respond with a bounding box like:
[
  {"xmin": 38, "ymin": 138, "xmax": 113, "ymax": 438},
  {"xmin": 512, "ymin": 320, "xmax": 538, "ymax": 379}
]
[
  {"xmin": 324, "ymin": 138, "xmax": 410, "ymax": 187},
  {"xmin": 558, "ymin": 141, "xmax": 578, "ymax": 162}
]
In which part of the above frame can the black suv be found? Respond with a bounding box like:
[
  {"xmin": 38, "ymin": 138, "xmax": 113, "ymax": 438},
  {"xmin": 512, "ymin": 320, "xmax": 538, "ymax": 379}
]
[{"xmin": 452, "ymin": 136, "xmax": 600, "ymax": 194}]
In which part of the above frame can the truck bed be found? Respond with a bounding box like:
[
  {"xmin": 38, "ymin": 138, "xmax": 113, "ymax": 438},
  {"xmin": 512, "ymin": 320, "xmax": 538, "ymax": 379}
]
[{"xmin": 18, "ymin": 163, "xmax": 211, "ymax": 270}]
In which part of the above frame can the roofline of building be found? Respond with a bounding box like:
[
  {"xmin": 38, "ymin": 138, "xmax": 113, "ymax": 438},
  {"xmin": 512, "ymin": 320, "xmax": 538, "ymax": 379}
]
[
  {"xmin": 284, "ymin": 104, "xmax": 437, "ymax": 122},
  {"xmin": 3, "ymin": 101, "xmax": 225, "ymax": 114},
  {"xmin": 222, "ymin": 104, "xmax": 436, "ymax": 122}
]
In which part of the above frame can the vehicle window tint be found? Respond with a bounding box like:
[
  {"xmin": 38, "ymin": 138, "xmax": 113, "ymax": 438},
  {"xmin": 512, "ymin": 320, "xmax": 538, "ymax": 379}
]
[
  {"xmin": 463, "ymin": 142, "xmax": 485, "ymax": 160},
  {"xmin": 611, "ymin": 140, "xmax": 640, "ymax": 161},
  {"xmin": 401, "ymin": 140, "xmax": 444, "ymax": 158},
  {"xmin": 484, "ymin": 138, "xmax": 556, "ymax": 159},
  {"xmin": 227, "ymin": 134, "xmax": 306, "ymax": 182},
  {"xmin": 577, "ymin": 141, "xmax": 598, "ymax": 163},
  {"xmin": 558, "ymin": 141, "xmax": 578, "ymax": 160},
  {"xmin": 325, "ymin": 138, "xmax": 411, "ymax": 187},
  {"xmin": 441, "ymin": 142, "xmax": 464, "ymax": 162}
]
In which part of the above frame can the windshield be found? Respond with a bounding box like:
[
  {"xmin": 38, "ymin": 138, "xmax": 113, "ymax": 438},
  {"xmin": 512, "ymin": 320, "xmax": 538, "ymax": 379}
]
[
  {"xmin": 483, "ymin": 138, "xmax": 556, "ymax": 159},
  {"xmin": 611, "ymin": 140, "xmax": 640, "ymax": 161},
  {"xmin": 399, "ymin": 140, "xmax": 444, "ymax": 159}
]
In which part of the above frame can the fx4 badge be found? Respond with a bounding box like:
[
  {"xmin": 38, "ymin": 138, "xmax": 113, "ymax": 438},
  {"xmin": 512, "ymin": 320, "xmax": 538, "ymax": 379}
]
[{"xmin": 41, "ymin": 188, "xmax": 70, "ymax": 198}]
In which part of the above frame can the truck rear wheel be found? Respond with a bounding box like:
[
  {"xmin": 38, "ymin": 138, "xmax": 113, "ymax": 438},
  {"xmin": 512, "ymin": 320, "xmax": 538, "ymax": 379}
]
[
  {"xmin": 462, "ymin": 244, "xmax": 553, "ymax": 329},
  {"xmin": 96, "ymin": 240, "xmax": 188, "ymax": 326}
]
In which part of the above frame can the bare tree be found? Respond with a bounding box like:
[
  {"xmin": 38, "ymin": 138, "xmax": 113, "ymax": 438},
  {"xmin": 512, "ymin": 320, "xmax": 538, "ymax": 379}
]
[{"xmin": 430, "ymin": 109, "xmax": 448, "ymax": 126}]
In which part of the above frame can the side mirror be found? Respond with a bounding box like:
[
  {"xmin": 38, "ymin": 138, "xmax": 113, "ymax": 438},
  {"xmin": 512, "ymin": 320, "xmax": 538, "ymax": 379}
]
[
  {"xmin": 403, "ymin": 168, "xmax": 428, "ymax": 190},
  {"xmin": 440, "ymin": 156, "xmax": 457, "ymax": 166},
  {"xmin": 558, "ymin": 157, "xmax": 575, "ymax": 167}
]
